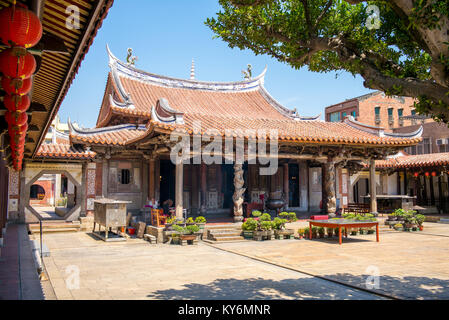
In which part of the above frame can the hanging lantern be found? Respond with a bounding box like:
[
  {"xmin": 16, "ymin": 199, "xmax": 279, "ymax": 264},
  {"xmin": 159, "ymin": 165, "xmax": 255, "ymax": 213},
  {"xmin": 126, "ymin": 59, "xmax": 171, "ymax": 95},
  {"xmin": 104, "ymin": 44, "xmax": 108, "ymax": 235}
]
[
  {"xmin": 0, "ymin": 47, "xmax": 36, "ymax": 79},
  {"xmin": 425, "ymin": 172, "xmax": 430, "ymax": 177},
  {"xmin": 0, "ymin": 4, "xmax": 43, "ymax": 48},
  {"xmin": 1, "ymin": 77, "xmax": 32, "ymax": 96},
  {"xmin": 3, "ymin": 94, "xmax": 31, "ymax": 112},
  {"xmin": 5, "ymin": 110, "xmax": 28, "ymax": 127},
  {"xmin": 431, "ymin": 171, "xmax": 437, "ymax": 177},
  {"xmin": 414, "ymin": 172, "xmax": 419, "ymax": 177},
  {"xmin": 8, "ymin": 122, "xmax": 28, "ymax": 138}
]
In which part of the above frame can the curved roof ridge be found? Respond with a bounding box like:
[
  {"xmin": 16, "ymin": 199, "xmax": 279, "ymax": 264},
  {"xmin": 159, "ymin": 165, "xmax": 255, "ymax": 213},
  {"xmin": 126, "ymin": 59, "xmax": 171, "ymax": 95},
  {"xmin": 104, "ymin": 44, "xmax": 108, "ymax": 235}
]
[
  {"xmin": 107, "ymin": 44, "xmax": 267, "ymax": 93},
  {"xmin": 68, "ymin": 119, "xmax": 146, "ymax": 136}
]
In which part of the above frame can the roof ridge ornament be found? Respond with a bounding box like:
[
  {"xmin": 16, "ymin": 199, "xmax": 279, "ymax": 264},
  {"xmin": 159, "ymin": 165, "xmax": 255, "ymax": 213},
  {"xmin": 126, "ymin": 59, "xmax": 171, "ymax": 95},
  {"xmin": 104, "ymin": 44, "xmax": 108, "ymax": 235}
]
[
  {"xmin": 151, "ymin": 98, "xmax": 184, "ymax": 124},
  {"xmin": 106, "ymin": 45, "xmax": 267, "ymax": 92},
  {"xmin": 190, "ymin": 59, "xmax": 195, "ymax": 80}
]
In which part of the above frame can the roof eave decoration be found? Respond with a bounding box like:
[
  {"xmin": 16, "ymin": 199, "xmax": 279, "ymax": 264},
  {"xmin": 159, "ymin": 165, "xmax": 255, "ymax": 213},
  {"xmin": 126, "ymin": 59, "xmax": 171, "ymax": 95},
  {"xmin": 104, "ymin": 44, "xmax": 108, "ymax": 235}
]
[
  {"xmin": 106, "ymin": 45, "xmax": 267, "ymax": 93},
  {"xmin": 151, "ymin": 98, "xmax": 185, "ymax": 124},
  {"xmin": 383, "ymin": 126, "xmax": 423, "ymax": 139}
]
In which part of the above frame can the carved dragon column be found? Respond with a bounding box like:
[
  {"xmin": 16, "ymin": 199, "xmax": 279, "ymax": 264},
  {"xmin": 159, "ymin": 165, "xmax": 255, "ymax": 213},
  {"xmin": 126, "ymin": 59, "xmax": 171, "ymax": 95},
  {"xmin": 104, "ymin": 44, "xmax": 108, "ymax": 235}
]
[
  {"xmin": 232, "ymin": 163, "xmax": 246, "ymax": 223},
  {"xmin": 324, "ymin": 158, "xmax": 337, "ymax": 217}
]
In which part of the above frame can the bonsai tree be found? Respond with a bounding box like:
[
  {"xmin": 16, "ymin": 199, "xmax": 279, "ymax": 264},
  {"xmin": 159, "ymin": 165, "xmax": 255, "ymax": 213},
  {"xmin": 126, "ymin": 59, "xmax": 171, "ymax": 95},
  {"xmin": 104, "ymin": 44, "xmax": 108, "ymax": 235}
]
[
  {"xmin": 260, "ymin": 213, "xmax": 272, "ymax": 222},
  {"xmin": 195, "ymin": 216, "xmax": 207, "ymax": 224},
  {"xmin": 242, "ymin": 218, "xmax": 258, "ymax": 231},
  {"xmin": 279, "ymin": 212, "xmax": 289, "ymax": 219},
  {"xmin": 186, "ymin": 217, "xmax": 195, "ymax": 224},
  {"xmin": 416, "ymin": 214, "xmax": 425, "ymax": 227},
  {"xmin": 317, "ymin": 227, "xmax": 325, "ymax": 238},
  {"xmin": 288, "ymin": 212, "xmax": 297, "ymax": 222},
  {"xmin": 185, "ymin": 224, "xmax": 200, "ymax": 234},
  {"xmin": 260, "ymin": 220, "xmax": 274, "ymax": 231},
  {"xmin": 273, "ymin": 217, "xmax": 288, "ymax": 230},
  {"xmin": 251, "ymin": 210, "xmax": 262, "ymax": 218},
  {"xmin": 173, "ymin": 224, "xmax": 185, "ymax": 234}
]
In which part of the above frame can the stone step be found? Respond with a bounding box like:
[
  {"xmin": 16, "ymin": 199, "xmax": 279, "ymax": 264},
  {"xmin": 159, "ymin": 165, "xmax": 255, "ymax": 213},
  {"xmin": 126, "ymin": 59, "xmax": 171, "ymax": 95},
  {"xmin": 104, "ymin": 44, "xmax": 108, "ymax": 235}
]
[
  {"xmin": 29, "ymin": 223, "xmax": 80, "ymax": 230},
  {"xmin": 29, "ymin": 228, "xmax": 80, "ymax": 234},
  {"xmin": 439, "ymin": 219, "xmax": 449, "ymax": 224},
  {"xmin": 210, "ymin": 232, "xmax": 242, "ymax": 238},
  {"xmin": 211, "ymin": 235, "xmax": 245, "ymax": 242},
  {"xmin": 205, "ymin": 224, "xmax": 238, "ymax": 230}
]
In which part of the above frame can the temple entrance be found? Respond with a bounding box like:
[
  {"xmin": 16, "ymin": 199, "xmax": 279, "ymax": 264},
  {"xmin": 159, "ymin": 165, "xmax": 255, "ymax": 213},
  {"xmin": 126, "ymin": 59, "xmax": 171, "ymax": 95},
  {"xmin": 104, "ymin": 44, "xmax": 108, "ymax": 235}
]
[
  {"xmin": 353, "ymin": 177, "xmax": 369, "ymax": 204},
  {"xmin": 289, "ymin": 163, "xmax": 300, "ymax": 207},
  {"xmin": 221, "ymin": 164, "xmax": 235, "ymax": 210},
  {"xmin": 160, "ymin": 159, "xmax": 175, "ymax": 206}
]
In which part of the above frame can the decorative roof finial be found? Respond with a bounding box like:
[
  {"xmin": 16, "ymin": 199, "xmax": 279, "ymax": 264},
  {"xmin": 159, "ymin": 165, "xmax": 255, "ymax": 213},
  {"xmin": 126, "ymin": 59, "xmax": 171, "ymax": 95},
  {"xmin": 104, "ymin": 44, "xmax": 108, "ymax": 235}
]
[
  {"xmin": 242, "ymin": 64, "xmax": 253, "ymax": 80},
  {"xmin": 126, "ymin": 48, "xmax": 138, "ymax": 66},
  {"xmin": 190, "ymin": 59, "xmax": 195, "ymax": 80}
]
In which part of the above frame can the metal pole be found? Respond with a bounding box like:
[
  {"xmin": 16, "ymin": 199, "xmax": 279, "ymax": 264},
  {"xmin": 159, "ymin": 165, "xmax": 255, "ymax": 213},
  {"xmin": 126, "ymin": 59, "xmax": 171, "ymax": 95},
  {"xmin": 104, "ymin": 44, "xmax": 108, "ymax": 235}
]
[{"xmin": 39, "ymin": 219, "xmax": 43, "ymax": 260}]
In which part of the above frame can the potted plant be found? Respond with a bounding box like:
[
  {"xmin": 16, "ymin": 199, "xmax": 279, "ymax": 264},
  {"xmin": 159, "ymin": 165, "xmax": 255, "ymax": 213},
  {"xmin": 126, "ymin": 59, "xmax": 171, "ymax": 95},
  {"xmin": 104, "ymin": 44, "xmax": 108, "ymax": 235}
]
[
  {"xmin": 186, "ymin": 217, "xmax": 195, "ymax": 225},
  {"xmin": 311, "ymin": 227, "xmax": 318, "ymax": 239},
  {"xmin": 241, "ymin": 218, "xmax": 257, "ymax": 239},
  {"xmin": 367, "ymin": 228, "xmax": 375, "ymax": 234},
  {"xmin": 273, "ymin": 218, "xmax": 294, "ymax": 239},
  {"xmin": 297, "ymin": 228, "xmax": 306, "ymax": 239},
  {"xmin": 260, "ymin": 221, "xmax": 274, "ymax": 240},
  {"xmin": 171, "ymin": 224, "xmax": 184, "ymax": 244},
  {"xmin": 416, "ymin": 214, "xmax": 425, "ymax": 231},
  {"xmin": 327, "ymin": 227, "xmax": 334, "ymax": 238},
  {"xmin": 252, "ymin": 210, "xmax": 262, "ymax": 219},
  {"xmin": 350, "ymin": 228, "xmax": 358, "ymax": 236},
  {"xmin": 288, "ymin": 212, "xmax": 297, "ymax": 222},
  {"xmin": 181, "ymin": 224, "xmax": 200, "ymax": 242},
  {"xmin": 195, "ymin": 216, "xmax": 207, "ymax": 232},
  {"xmin": 317, "ymin": 227, "xmax": 325, "ymax": 238},
  {"xmin": 165, "ymin": 216, "xmax": 176, "ymax": 231},
  {"xmin": 394, "ymin": 223, "xmax": 403, "ymax": 231}
]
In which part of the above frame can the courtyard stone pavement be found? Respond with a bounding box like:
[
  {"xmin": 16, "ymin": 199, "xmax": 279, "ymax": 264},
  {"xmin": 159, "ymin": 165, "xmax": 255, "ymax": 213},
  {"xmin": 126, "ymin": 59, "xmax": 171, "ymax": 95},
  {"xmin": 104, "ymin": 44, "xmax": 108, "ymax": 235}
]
[
  {"xmin": 214, "ymin": 221, "xmax": 449, "ymax": 300},
  {"xmin": 39, "ymin": 221, "xmax": 449, "ymax": 300}
]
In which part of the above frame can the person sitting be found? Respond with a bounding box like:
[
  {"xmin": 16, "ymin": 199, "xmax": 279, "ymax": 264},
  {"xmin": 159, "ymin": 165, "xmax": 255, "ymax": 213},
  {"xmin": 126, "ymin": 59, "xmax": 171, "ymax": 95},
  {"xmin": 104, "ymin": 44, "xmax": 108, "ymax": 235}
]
[{"xmin": 162, "ymin": 199, "xmax": 173, "ymax": 217}]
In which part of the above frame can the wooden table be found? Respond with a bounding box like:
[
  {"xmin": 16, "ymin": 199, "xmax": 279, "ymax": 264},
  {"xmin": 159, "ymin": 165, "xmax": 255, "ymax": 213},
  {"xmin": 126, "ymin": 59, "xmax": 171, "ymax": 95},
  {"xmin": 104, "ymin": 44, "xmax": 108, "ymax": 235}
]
[{"xmin": 308, "ymin": 219, "xmax": 379, "ymax": 245}]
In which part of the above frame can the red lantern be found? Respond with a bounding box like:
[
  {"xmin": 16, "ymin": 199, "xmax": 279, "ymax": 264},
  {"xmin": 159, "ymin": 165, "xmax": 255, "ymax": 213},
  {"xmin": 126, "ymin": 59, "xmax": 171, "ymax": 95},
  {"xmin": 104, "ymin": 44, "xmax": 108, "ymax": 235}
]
[
  {"xmin": 5, "ymin": 111, "xmax": 28, "ymax": 127},
  {"xmin": 3, "ymin": 94, "xmax": 31, "ymax": 112},
  {"xmin": 1, "ymin": 77, "xmax": 32, "ymax": 95},
  {"xmin": 414, "ymin": 172, "xmax": 419, "ymax": 177},
  {"xmin": 0, "ymin": 47, "xmax": 36, "ymax": 79},
  {"xmin": 8, "ymin": 122, "xmax": 28, "ymax": 138},
  {"xmin": 425, "ymin": 172, "xmax": 430, "ymax": 177},
  {"xmin": 10, "ymin": 135, "xmax": 26, "ymax": 149},
  {"xmin": 431, "ymin": 171, "xmax": 437, "ymax": 177},
  {"xmin": 0, "ymin": 4, "xmax": 43, "ymax": 48}
]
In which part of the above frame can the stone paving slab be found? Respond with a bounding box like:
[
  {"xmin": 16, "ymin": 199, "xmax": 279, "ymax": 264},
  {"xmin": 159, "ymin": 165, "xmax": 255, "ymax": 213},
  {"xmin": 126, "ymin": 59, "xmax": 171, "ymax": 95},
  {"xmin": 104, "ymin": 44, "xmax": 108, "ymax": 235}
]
[
  {"xmin": 214, "ymin": 222, "xmax": 449, "ymax": 300},
  {"xmin": 42, "ymin": 232, "xmax": 381, "ymax": 300}
]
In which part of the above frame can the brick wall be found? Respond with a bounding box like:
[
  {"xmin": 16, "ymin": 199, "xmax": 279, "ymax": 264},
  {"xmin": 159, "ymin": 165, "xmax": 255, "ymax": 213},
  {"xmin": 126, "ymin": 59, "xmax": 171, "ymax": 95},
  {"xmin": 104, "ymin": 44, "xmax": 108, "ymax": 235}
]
[{"xmin": 393, "ymin": 121, "xmax": 449, "ymax": 154}]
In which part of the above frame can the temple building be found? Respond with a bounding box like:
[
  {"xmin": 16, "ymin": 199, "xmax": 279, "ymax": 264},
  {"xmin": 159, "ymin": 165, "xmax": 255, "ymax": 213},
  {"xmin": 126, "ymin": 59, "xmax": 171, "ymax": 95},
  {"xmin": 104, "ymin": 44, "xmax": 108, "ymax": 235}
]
[{"xmin": 16, "ymin": 47, "xmax": 423, "ymax": 223}]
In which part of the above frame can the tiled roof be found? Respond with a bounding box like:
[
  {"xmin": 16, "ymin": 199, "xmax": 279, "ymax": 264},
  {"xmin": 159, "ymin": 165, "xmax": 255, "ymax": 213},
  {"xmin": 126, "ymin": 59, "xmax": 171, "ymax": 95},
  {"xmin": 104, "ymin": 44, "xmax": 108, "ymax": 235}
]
[
  {"xmin": 83, "ymin": 48, "xmax": 422, "ymax": 147},
  {"xmin": 70, "ymin": 124, "xmax": 147, "ymax": 146},
  {"xmin": 375, "ymin": 153, "xmax": 449, "ymax": 169},
  {"xmin": 36, "ymin": 144, "xmax": 96, "ymax": 160}
]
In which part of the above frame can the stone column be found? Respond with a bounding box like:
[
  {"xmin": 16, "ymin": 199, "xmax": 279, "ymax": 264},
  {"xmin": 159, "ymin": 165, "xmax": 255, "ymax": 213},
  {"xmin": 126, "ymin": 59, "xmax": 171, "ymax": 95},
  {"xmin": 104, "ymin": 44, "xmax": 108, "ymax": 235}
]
[
  {"xmin": 175, "ymin": 158, "xmax": 184, "ymax": 219},
  {"xmin": 233, "ymin": 163, "xmax": 246, "ymax": 222},
  {"xmin": 80, "ymin": 162, "xmax": 87, "ymax": 217},
  {"xmin": 101, "ymin": 159, "xmax": 109, "ymax": 198},
  {"xmin": 149, "ymin": 157, "xmax": 156, "ymax": 201},
  {"xmin": 323, "ymin": 159, "xmax": 337, "ymax": 217},
  {"xmin": 369, "ymin": 158, "xmax": 378, "ymax": 215},
  {"xmin": 283, "ymin": 163, "xmax": 289, "ymax": 209},
  {"xmin": 200, "ymin": 163, "xmax": 207, "ymax": 214},
  {"xmin": 55, "ymin": 174, "xmax": 62, "ymax": 205}
]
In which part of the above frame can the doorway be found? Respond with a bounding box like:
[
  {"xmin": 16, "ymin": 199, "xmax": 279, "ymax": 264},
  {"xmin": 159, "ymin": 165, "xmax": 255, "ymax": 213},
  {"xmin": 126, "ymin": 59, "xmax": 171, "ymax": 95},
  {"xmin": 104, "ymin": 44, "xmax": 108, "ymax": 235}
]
[{"xmin": 289, "ymin": 164, "xmax": 299, "ymax": 207}]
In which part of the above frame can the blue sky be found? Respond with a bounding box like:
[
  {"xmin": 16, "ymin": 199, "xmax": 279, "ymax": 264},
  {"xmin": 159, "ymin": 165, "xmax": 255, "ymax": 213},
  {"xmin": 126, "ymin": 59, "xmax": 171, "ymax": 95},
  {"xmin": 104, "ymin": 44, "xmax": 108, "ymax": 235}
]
[{"xmin": 59, "ymin": 0, "xmax": 374, "ymax": 128}]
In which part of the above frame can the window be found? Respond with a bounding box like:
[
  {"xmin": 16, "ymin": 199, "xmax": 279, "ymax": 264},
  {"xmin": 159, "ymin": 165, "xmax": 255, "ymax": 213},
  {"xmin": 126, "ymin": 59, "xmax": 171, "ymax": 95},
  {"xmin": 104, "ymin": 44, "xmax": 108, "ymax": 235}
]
[
  {"xmin": 437, "ymin": 139, "xmax": 449, "ymax": 153},
  {"xmin": 388, "ymin": 108, "xmax": 394, "ymax": 125},
  {"xmin": 329, "ymin": 112, "xmax": 340, "ymax": 122},
  {"xmin": 119, "ymin": 169, "xmax": 131, "ymax": 185},
  {"xmin": 342, "ymin": 112, "xmax": 347, "ymax": 119},
  {"xmin": 374, "ymin": 107, "xmax": 381, "ymax": 123},
  {"xmin": 411, "ymin": 109, "xmax": 417, "ymax": 125},
  {"xmin": 415, "ymin": 138, "xmax": 431, "ymax": 155},
  {"xmin": 398, "ymin": 109, "xmax": 404, "ymax": 126},
  {"xmin": 351, "ymin": 111, "xmax": 357, "ymax": 119}
]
